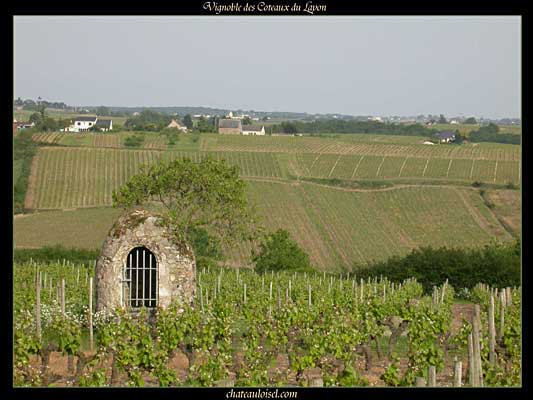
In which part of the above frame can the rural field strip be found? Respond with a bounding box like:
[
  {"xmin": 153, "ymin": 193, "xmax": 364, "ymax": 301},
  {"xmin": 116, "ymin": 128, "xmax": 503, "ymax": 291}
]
[
  {"xmin": 398, "ymin": 157, "xmax": 408, "ymax": 177},
  {"xmin": 351, "ymin": 155, "xmax": 365, "ymax": 179},
  {"xmin": 446, "ymin": 159, "xmax": 453, "ymax": 178},
  {"xmin": 328, "ymin": 155, "xmax": 343, "ymax": 177},
  {"xmin": 470, "ymin": 160, "xmax": 476, "ymax": 180},
  {"xmin": 494, "ymin": 162, "xmax": 498, "ymax": 183},
  {"xmin": 422, "ymin": 159, "xmax": 430, "ymax": 177},
  {"xmin": 453, "ymin": 187, "xmax": 497, "ymax": 238},
  {"xmin": 309, "ymin": 153, "xmax": 322, "ymax": 170},
  {"xmin": 375, "ymin": 156, "xmax": 386, "ymax": 177}
]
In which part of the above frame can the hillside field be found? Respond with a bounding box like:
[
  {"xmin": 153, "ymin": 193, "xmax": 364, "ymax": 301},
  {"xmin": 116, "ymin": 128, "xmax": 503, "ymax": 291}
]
[
  {"xmin": 26, "ymin": 145, "xmax": 520, "ymax": 210},
  {"xmin": 15, "ymin": 181, "xmax": 514, "ymax": 270}
]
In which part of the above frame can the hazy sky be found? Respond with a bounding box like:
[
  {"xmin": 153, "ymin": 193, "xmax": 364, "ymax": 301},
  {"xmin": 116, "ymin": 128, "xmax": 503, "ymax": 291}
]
[{"xmin": 14, "ymin": 16, "xmax": 520, "ymax": 118}]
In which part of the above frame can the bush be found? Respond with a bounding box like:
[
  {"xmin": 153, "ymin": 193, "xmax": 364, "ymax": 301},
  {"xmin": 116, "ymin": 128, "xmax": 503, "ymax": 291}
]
[
  {"xmin": 14, "ymin": 130, "xmax": 38, "ymax": 213},
  {"xmin": 253, "ymin": 229, "xmax": 313, "ymax": 273},
  {"xmin": 123, "ymin": 135, "xmax": 145, "ymax": 147},
  {"xmin": 357, "ymin": 240, "xmax": 520, "ymax": 293},
  {"xmin": 14, "ymin": 245, "xmax": 99, "ymax": 266}
]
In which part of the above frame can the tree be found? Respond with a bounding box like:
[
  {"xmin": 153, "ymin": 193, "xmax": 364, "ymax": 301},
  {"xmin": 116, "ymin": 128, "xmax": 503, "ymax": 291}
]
[
  {"xmin": 182, "ymin": 114, "xmax": 193, "ymax": 129},
  {"xmin": 280, "ymin": 121, "xmax": 298, "ymax": 134},
  {"xmin": 112, "ymin": 157, "xmax": 259, "ymax": 246},
  {"xmin": 464, "ymin": 117, "xmax": 477, "ymax": 124},
  {"xmin": 253, "ymin": 229, "xmax": 313, "ymax": 273},
  {"xmin": 29, "ymin": 112, "xmax": 42, "ymax": 125},
  {"xmin": 454, "ymin": 130, "xmax": 465, "ymax": 144},
  {"xmin": 96, "ymin": 106, "xmax": 110, "ymax": 116},
  {"xmin": 242, "ymin": 116, "xmax": 252, "ymax": 125},
  {"xmin": 438, "ymin": 114, "xmax": 447, "ymax": 124}
]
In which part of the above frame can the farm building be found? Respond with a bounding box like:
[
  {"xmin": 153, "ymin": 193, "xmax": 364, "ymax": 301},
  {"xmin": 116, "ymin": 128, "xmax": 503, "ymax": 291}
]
[
  {"xmin": 95, "ymin": 209, "xmax": 196, "ymax": 313},
  {"xmin": 65, "ymin": 116, "xmax": 113, "ymax": 132},
  {"xmin": 242, "ymin": 125, "xmax": 266, "ymax": 136},
  {"xmin": 435, "ymin": 131, "xmax": 456, "ymax": 143},
  {"xmin": 13, "ymin": 119, "xmax": 34, "ymax": 133},
  {"xmin": 167, "ymin": 119, "xmax": 188, "ymax": 132},
  {"xmin": 218, "ymin": 118, "xmax": 242, "ymax": 134},
  {"xmin": 95, "ymin": 119, "xmax": 113, "ymax": 132}
]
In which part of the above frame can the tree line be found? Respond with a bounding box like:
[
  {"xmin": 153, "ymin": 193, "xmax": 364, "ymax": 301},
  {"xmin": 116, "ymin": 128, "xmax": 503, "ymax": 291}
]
[{"xmin": 272, "ymin": 120, "xmax": 439, "ymax": 137}]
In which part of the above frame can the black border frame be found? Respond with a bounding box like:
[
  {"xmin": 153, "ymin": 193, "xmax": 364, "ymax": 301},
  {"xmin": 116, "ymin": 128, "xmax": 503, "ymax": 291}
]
[{"xmin": 3, "ymin": 2, "xmax": 529, "ymax": 399}]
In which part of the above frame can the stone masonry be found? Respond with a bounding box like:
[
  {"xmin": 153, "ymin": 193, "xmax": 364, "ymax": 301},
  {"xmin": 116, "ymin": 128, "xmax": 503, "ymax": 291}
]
[{"xmin": 95, "ymin": 209, "xmax": 196, "ymax": 312}]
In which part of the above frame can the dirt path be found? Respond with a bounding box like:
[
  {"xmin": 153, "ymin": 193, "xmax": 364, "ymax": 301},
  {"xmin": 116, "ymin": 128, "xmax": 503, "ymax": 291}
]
[
  {"xmin": 24, "ymin": 152, "xmax": 40, "ymax": 209},
  {"xmin": 451, "ymin": 302, "xmax": 475, "ymax": 334},
  {"xmin": 452, "ymin": 187, "xmax": 499, "ymax": 238}
]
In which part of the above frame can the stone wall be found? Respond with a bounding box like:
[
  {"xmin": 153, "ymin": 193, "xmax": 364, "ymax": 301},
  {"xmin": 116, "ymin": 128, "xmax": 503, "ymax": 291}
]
[{"xmin": 95, "ymin": 209, "xmax": 196, "ymax": 312}]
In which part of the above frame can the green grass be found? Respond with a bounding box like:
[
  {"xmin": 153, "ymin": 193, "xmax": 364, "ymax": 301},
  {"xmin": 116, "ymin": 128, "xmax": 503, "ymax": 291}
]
[
  {"xmin": 14, "ymin": 207, "xmax": 123, "ymax": 249},
  {"xmin": 16, "ymin": 182, "xmax": 513, "ymax": 270},
  {"xmin": 13, "ymin": 159, "xmax": 23, "ymax": 183}
]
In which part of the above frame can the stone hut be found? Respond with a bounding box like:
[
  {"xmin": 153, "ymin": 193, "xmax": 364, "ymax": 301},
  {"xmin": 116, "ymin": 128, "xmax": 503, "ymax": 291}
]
[{"xmin": 95, "ymin": 209, "xmax": 196, "ymax": 313}]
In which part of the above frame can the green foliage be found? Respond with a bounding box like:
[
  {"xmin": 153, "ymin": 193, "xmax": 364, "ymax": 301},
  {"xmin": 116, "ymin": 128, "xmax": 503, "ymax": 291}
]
[
  {"xmin": 381, "ymin": 355, "xmax": 401, "ymax": 386},
  {"xmin": 123, "ymin": 135, "xmax": 145, "ymax": 147},
  {"xmin": 112, "ymin": 156, "xmax": 259, "ymax": 246},
  {"xmin": 14, "ymin": 129, "xmax": 38, "ymax": 213},
  {"xmin": 13, "ymin": 260, "xmax": 521, "ymax": 388},
  {"xmin": 253, "ymin": 229, "xmax": 313, "ymax": 273},
  {"xmin": 271, "ymin": 119, "xmax": 438, "ymax": 137},
  {"xmin": 14, "ymin": 245, "xmax": 99, "ymax": 266},
  {"xmin": 124, "ymin": 109, "xmax": 172, "ymax": 131},
  {"xmin": 464, "ymin": 117, "xmax": 477, "ymax": 124},
  {"xmin": 358, "ymin": 241, "xmax": 521, "ymax": 293},
  {"xmin": 182, "ymin": 114, "xmax": 193, "ymax": 129},
  {"xmin": 469, "ymin": 123, "xmax": 520, "ymax": 144}
]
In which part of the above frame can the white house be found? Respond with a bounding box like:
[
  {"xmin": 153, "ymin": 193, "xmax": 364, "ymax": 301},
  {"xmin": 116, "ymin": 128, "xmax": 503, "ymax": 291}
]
[
  {"xmin": 242, "ymin": 125, "xmax": 265, "ymax": 136},
  {"xmin": 65, "ymin": 116, "xmax": 113, "ymax": 132}
]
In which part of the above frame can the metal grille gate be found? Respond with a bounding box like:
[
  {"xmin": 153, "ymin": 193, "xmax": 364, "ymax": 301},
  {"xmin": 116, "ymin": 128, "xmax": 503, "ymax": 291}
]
[{"xmin": 123, "ymin": 247, "xmax": 158, "ymax": 308}]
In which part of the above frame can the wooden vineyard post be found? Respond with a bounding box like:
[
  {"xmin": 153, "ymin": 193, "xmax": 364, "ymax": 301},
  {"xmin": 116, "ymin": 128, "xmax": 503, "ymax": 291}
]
[
  {"xmin": 61, "ymin": 278, "xmax": 66, "ymax": 315},
  {"xmin": 205, "ymin": 287, "xmax": 209, "ymax": 306},
  {"xmin": 308, "ymin": 284, "xmax": 312, "ymax": 309},
  {"xmin": 199, "ymin": 284, "xmax": 204, "ymax": 311},
  {"xmin": 269, "ymin": 281, "xmax": 273, "ymax": 316},
  {"xmin": 76, "ymin": 266, "xmax": 80, "ymax": 285},
  {"xmin": 278, "ymin": 286, "xmax": 281, "ymax": 309},
  {"xmin": 440, "ymin": 279, "xmax": 448, "ymax": 304},
  {"xmin": 243, "ymin": 283, "xmax": 247, "ymax": 305},
  {"xmin": 89, "ymin": 277, "xmax": 94, "ymax": 351},
  {"xmin": 415, "ymin": 377, "xmax": 426, "ymax": 387},
  {"xmin": 472, "ymin": 305, "xmax": 483, "ymax": 387},
  {"xmin": 360, "ymin": 279, "xmax": 364, "ymax": 302},
  {"xmin": 36, "ymin": 271, "xmax": 41, "ymax": 341},
  {"xmin": 468, "ymin": 333, "xmax": 475, "ymax": 386},
  {"xmin": 453, "ymin": 356, "xmax": 462, "ymax": 387},
  {"xmin": 506, "ymin": 287, "xmax": 512, "ymax": 306},
  {"xmin": 488, "ymin": 294, "xmax": 496, "ymax": 365},
  {"xmin": 499, "ymin": 290, "xmax": 505, "ymax": 339},
  {"xmin": 428, "ymin": 366, "xmax": 436, "ymax": 387}
]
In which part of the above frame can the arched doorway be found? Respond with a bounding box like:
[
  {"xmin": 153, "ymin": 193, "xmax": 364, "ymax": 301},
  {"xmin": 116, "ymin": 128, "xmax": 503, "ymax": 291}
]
[{"xmin": 123, "ymin": 246, "xmax": 158, "ymax": 308}]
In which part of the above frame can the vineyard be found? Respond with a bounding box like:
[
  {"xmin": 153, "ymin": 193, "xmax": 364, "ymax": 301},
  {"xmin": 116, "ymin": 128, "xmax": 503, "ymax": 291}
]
[
  {"xmin": 14, "ymin": 261, "xmax": 521, "ymax": 387},
  {"xmin": 26, "ymin": 146, "xmax": 520, "ymax": 211},
  {"xmin": 27, "ymin": 147, "xmax": 286, "ymax": 209},
  {"xmin": 203, "ymin": 134, "xmax": 521, "ymax": 161},
  {"xmin": 16, "ymin": 182, "xmax": 512, "ymax": 269}
]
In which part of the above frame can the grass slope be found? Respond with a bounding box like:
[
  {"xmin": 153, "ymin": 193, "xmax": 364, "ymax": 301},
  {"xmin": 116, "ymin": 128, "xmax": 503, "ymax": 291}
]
[{"xmin": 15, "ymin": 182, "xmax": 512, "ymax": 270}]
